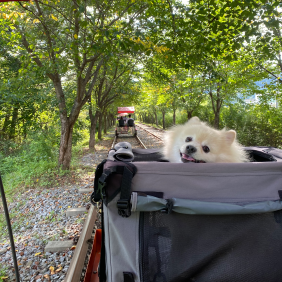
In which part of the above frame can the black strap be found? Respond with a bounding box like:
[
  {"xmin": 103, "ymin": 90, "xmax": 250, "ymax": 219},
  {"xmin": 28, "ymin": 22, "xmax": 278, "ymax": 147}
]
[
  {"xmin": 92, "ymin": 160, "xmax": 136, "ymax": 217},
  {"xmin": 117, "ymin": 166, "xmax": 134, "ymax": 217},
  {"xmin": 123, "ymin": 272, "xmax": 135, "ymax": 282},
  {"xmin": 91, "ymin": 159, "xmax": 107, "ymax": 204},
  {"xmin": 91, "ymin": 164, "xmax": 125, "ymax": 204}
]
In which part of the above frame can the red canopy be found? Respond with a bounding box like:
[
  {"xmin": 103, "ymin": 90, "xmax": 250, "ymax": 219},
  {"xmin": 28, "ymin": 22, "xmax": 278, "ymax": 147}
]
[{"xmin": 117, "ymin": 106, "xmax": 135, "ymax": 114}]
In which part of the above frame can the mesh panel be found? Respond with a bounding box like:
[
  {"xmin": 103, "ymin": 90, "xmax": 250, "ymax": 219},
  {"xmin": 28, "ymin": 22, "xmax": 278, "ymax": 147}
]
[{"xmin": 140, "ymin": 210, "xmax": 282, "ymax": 282}]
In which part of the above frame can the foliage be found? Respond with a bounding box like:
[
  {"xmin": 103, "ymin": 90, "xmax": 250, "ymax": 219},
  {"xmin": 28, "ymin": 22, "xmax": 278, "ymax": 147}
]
[
  {"xmin": 0, "ymin": 129, "xmax": 59, "ymax": 196},
  {"xmin": 221, "ymin": 103, "xmax": 282, "ymax": 148},
  {"xmin": 0, "ymin": 0, "xmax": 282, "ymax": 194}
]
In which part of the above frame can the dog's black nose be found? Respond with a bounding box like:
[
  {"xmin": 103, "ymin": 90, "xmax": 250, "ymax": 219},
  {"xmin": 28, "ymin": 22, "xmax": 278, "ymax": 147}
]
[{"xmin": 186, "ymin": 145, "xmax": 197, "ymax": 154}]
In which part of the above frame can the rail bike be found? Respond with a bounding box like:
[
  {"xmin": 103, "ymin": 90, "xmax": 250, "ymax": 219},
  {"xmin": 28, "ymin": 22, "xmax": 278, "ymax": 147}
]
[{"xmin": 115, "ymin": 106, "xmax": 137, "ymax": 137}]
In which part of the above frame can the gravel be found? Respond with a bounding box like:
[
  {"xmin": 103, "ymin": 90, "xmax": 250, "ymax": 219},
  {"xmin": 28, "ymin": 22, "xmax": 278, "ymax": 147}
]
[{"xmin": 0, "ymin": 126, "xmax": 164, "ymax": 282}]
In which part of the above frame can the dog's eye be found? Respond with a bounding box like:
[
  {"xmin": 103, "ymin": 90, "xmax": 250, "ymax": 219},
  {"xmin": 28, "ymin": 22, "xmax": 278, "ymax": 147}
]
[
  {"xmin": 202, "ymin": 146, "xmax": 210, "ymax": 153},
  {"xmin": 185, "ymin": 137, "xmax": 192, "ymax": 142}
]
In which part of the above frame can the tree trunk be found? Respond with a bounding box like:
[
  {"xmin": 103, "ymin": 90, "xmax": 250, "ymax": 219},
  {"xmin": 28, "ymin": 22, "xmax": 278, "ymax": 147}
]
[
  {"xmin": 162, "ymin": 111, "xmax": 165, "ymax": 129},
  {"xmin": 187, "ymin": 110, "xmax": 193, "ymax": 120},
  {"xmin": 54, "ymin": 77, "xmax": 81, "ymax": 170},
  {"xmin": 154, "ymin": 112, "xmax": 158, "ymax": 126},
  {"xmin": 23, "ymin": 120, "xmax": 27, "ymax": 140},
  {"xmin": 98, "ymin": 112, "xmax": 102, "ymax": 139},
  {"xmin": 9, "ymin": 106, "xmax": 19, "ymax": 139},
  {"xmin": 104, "ymin": 115, "xmax": 107, "ymax": 134},
  {"xmin": 89, "ymin": 109, "xmax": 99, "ymax": 150},
  {"xmin": 107, "ymin": 114, "xmax": 111, "ymax": 128},
  {"xmin": 59, "ymin": 120, "xmax": 74, "ymax": 170},
  {"xmin": 173, "ymin": 109, "xmax": 176, "ymax": 125},
  {"xmin": 1, "ymin": 111, "xmax": 10, "ymax": 140},
  {"xmin": 60, "ymin": 119, "xmax": 82, "ymax": 170},
  {"xmin": 214, "ymin": 109, "xmax": 220, "ymax": 129},
  {"xmin": 213, "ymin": 86, "xmax": 222, "ymax": 129}
]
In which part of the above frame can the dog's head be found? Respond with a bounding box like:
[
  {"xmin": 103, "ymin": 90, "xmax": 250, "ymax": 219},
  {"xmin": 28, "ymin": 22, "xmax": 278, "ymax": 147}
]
[{"xmin": 164, "ymin": 117, "xmax": 245, "ymax": 163}]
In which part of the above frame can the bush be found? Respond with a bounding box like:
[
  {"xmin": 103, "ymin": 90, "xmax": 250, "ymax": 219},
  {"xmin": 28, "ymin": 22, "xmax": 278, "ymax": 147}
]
[
  {"xmin": 0, "ymin": 128, "xmax": 59, "ymax": 196},
  {"xmin": 221, "ymin": 104, "xmax": 282, "ymax": 148}
]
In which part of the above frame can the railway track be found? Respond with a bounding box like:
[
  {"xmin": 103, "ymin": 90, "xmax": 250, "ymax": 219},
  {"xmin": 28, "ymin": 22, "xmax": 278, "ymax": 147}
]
[
  {"xmin": 65, "ymin": 125, "xmax": 164, "ymax": 282},
  {"xmin": 111, "ymin": 129, "xmax": 147, "ymax": 149},
  {"xmin": 136, "ymin": 123, "xmax": 165, "ymax": 141}
]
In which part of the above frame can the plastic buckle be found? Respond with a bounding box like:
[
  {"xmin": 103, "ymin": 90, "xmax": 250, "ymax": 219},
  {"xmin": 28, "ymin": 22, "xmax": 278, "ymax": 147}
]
[
  {"xmin": 161, "ymin": 199, "xmax": 174, "ymax": 214},
  {"xmin": 90, "ymin": 192, "xmax": 96, "ymax": 205},
  {"xmin": 117, "ymin": 199, "xmax": 131, "ymax": 217}
]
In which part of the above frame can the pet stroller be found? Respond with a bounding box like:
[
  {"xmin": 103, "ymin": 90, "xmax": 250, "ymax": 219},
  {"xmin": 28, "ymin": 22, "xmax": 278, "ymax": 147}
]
[{"xmin": 85, "ymin": 145, "xmax": 282, "ymax": 282}]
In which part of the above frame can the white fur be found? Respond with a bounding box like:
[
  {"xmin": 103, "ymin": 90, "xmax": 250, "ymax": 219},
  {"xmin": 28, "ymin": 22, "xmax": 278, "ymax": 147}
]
[{"xmin": 163, "ymin": 117, "xmax": 249, "ymax": 163}]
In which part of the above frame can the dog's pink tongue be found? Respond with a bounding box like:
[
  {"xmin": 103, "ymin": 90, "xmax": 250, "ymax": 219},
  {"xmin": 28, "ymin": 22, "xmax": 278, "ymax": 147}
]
[{"xmin": 182, "ymin": 154, "xmax": 195, "ymax": 161}]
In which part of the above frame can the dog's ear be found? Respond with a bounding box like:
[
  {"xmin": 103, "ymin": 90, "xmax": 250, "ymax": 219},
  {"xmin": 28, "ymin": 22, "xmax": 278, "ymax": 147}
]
[
  {"xmin": 187, "ymin": 116, "xmax": 201, "ymax": 125},
  {"xmin": 225, "ymin": 130, "xmax": 236, "ymax": 145}
]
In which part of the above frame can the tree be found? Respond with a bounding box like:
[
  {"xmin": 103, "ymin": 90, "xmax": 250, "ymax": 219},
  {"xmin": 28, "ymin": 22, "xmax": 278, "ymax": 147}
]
[
  {"xmin": 241, "ymin": 2, "xmax": 282, "ymax": 101},
  {"xmin": 198, "ymin": 56, "xmax": 263, "ymax": 128},
  {"xmin": 0, "ymin": 36, "xmax": 50, "ymax": 141},
  {"xmin": 1, "ymin": 0, "xmax": 149, "ymax": 169},
  {"xmin": 88, "ymin": 54, "xmax": 141, "ymax": 148}
]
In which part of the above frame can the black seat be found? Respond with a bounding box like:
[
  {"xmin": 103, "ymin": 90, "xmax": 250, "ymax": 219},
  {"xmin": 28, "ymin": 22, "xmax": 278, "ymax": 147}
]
[
  {"xmin": 118, "ymin": 119, "xmax": 124, "ymax": 127},
  {"xmin": 127, "ymin": 119, "xmax": 134, "ymax": 127}
]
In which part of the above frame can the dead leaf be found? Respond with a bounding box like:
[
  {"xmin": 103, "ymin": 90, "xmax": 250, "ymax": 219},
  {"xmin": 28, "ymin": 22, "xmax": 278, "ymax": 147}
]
[
  {"xmin": 56, "ymin": 266, "xmax": 63, "ymax": 273},
  {"xmin": 49, "ymin": 266, "xmax": 55, "ymax": 275}
]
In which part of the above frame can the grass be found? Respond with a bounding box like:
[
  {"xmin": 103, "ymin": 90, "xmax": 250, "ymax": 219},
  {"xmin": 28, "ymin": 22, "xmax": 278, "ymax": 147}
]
[
  {"xmin": 0, "ymin": 267, "xmax": 8, "ymax": 282},
  {"xmin": 0, "ymin": 126, "xmax": 114, "ymax": 239}
]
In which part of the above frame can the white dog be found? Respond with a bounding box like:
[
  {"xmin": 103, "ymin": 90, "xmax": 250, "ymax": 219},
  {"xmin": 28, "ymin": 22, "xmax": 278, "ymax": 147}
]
[{"xmin": 163, "ymin": 117, "xmax": 249, "ymax": 163}]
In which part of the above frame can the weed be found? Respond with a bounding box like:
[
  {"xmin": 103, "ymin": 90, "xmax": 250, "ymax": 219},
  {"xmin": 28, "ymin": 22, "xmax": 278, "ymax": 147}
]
[
  {"xmin": 42, "ymin": 238, "xmax": 48, "ymax": 245},
  {"xmin": 0, "ymin": 266, "xmax": 8, "ymax": 282},
  {"xmin": 50, "ymin": 233, "xmax": 60, "ymax": 241},
  {"xmin": 75, "ymin": 217, "xmax": 85, "ymax": 224}
]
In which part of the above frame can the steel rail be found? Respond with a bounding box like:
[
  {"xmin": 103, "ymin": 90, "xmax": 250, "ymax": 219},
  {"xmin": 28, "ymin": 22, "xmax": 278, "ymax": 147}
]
[
  {"xmin": 140, "ymin": 123, "xmax": 165, "ymax": 132},
  {"xmin": 111, "ymin": 135, "xmax": 117, "ymax": 149},
  {"xmin": 113, "ymin": 126, "xmax": 148, "ymax": 149},
  {"xmin": 136, "ymin": 124, "xmax": 164, "ymax": 142},
  {"xmin": 64, "ymin": 205, "xmax": 98, "ymax": 282},
  {"xmin": 113, "ymin": 133, "xmax": 147, "ymax": 149},
  {"xmin": 135, "ymin": 135, "xmax": 147, "ymax": 149}
]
